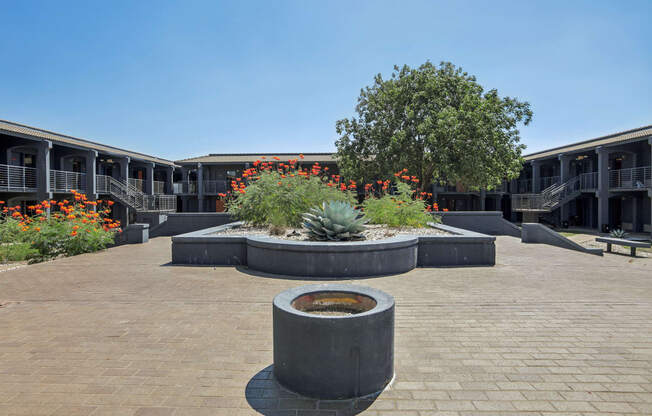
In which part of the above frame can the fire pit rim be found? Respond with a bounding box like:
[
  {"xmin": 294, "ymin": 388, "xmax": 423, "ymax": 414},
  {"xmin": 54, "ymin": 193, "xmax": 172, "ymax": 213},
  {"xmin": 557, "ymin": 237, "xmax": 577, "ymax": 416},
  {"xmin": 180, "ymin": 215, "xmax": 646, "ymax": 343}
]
[{"xmin": 273, "ymin": 284, "xmax": 394, "ymax": 320}]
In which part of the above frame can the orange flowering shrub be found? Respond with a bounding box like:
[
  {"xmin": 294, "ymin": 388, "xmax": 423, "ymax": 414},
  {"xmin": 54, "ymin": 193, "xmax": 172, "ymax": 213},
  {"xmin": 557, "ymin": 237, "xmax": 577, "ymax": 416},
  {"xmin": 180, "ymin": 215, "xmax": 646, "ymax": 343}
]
[
  {"xmin": 0, "ymin": 191, "xmax": 120, "ymax": 262},
  {"xmin": 223, "ymin": 156, "xmax": 440, "ymax": 228},
  {"xmin": 226, "ymin": 156, "xmax": 355, "ymax": 227}
]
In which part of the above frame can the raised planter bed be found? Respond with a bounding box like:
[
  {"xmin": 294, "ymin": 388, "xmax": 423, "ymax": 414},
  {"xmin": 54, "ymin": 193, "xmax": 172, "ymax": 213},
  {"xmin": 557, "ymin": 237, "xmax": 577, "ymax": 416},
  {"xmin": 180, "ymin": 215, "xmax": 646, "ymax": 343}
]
[{"xmin": 171, "ymin": 221, "xmax": 495, "ymax": 276}]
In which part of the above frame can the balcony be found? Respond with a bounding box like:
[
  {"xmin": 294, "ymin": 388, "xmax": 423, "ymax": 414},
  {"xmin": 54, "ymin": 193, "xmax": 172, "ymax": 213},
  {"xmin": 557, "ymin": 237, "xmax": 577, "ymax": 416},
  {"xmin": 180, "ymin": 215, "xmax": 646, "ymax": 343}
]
[
  {"xmin": 173, "ymin": 181, "xmax": 197, "ymax": 194},
  {"xmin": 540, "ymin": 176, "xmax": 560, "ymax": 190},
  {"xmin": 203, "ymin": 180, "xmax": 228, "ymax": 194},
  {"xmin": 578, "ymin": 172, "xmax": 598, "ymax": 191},
  {"xmin": 128, "ymin": 178, "xmax": 144, "ymax": 192},
  {"xmin": 50, "ymin": 170, "xmax": 86, "ymax": 193},
  {"xmin": 153, "ymin": 180, "xmax": 165, "ymax": 194},
  {"xmin": 609, "ymin": 166, "xmax": 651, "ymax": 190},
  {"xmin": 0, "ymin": 164, "xmax": 37, "ymax": 192}
]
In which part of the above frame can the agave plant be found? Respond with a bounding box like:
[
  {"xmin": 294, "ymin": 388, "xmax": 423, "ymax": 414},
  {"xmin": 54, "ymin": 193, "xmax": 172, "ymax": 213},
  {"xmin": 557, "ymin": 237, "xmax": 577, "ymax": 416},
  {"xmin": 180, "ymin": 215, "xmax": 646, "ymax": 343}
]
[
  {"xmin": 302, "ymin": 201, "xmax": 368, "ymax": 241},
  {"xmin": 610, "ymin": 228, "xmax": 628, "ymax": 239}
]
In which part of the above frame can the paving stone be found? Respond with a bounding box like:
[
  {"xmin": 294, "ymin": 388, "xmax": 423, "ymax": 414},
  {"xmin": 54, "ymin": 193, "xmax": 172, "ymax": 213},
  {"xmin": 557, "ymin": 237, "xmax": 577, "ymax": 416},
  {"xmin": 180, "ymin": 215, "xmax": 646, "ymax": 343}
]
[{"xmin": 0, "ymin": 236, "xmax": 649, "ymax": 415}]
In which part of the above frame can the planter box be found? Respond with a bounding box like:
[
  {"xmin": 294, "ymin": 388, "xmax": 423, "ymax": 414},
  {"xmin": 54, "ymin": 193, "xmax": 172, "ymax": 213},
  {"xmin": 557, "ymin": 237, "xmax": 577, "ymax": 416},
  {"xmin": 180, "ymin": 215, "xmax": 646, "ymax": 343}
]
[{"xmin": 171, "ymin": 222, "xmax": 496, "ymax": 276}]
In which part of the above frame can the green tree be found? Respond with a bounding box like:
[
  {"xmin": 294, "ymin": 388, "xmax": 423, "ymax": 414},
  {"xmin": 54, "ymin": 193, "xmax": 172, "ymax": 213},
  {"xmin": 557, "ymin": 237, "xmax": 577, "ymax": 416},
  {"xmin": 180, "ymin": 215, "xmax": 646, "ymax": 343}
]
[{"xmin": 335, "ymin": 61, "xmax": 532, "ymax": 191}]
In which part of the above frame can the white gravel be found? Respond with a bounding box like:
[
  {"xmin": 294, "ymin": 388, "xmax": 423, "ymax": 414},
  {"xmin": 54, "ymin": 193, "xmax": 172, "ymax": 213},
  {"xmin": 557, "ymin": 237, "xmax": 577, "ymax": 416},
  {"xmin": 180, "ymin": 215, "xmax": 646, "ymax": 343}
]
[{"xmin": 213, "ymin": 223, "xmax": 450, "ymax": 241}]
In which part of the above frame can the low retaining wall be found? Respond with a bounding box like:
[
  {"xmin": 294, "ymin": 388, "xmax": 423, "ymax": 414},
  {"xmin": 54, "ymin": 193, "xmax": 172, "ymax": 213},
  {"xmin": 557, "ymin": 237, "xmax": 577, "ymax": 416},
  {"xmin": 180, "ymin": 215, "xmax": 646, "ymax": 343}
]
[
  {"xmin": 151, "ymin": 212, "xmax": 234, "ymax": 237},
  {"xmin": 171, "ymin": 222, "xmax": 496, "ymax": 276},
  {"xmin": 438, "ymin": 211, "xmax": 521, "ymax": 237},
  {"xmin": 114, "ymin": 223, "xmax": 149, "ymax": 245},
  {"xmin": 417, "ymin": 224, "xmax": 496, "ymax": 267},
  {"xmin": 521, "ymin": 223, "xmax": 603, "ymax": 256}
]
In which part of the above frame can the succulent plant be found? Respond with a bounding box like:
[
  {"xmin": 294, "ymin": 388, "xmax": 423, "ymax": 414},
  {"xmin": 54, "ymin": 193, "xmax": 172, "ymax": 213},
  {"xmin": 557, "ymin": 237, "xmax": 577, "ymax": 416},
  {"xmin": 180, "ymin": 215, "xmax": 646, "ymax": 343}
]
[
  {"xmin": 610, "ymin": 228, "xmax": 628, "ymax": 239},
  {"xmin": 302, "ymin": 201, "xmax": 368, "ymax": 241}
]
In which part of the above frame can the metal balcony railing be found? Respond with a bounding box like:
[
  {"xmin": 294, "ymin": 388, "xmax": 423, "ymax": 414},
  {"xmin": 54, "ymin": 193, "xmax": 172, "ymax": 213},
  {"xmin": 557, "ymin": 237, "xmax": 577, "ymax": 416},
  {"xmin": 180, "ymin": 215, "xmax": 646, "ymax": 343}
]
[
  {"xmin": 609, "ymin": 166, "xmax": 651, "ymax": 190},
  {"xmin": 540, "ymin": 176, "xmax": 560, "ymax": 190},
  {"xmin": 96, "ymin": 174, "xmax": 110, "ymax": 193},
  {"xmin": 203, "ymin": 180, "xmax": 228, "ymax": 194},
  {"xmin": 511, "ymin": 193, "xmax": 545, "ymax": 212},
  {"xmin": 128, "ymin": 178, "xmax": 144, "ymax": 192},
  {"xmin": 50, "ymin": 170, "xmax": 86, "ymax": 193},
  {"xmin": 173, "ymin": 181, "xmax": 197, "ymax": 194},
  {"xmin": 579, "ymin": 172, "xmax": 598, "ymax": 191},
  {"xmin": 153, "ymin": 180, "xmax": 165, "ymax": 194},
  {"xmin": 0, "ymin": 164, "xmax": 37, "ymax": 192}
]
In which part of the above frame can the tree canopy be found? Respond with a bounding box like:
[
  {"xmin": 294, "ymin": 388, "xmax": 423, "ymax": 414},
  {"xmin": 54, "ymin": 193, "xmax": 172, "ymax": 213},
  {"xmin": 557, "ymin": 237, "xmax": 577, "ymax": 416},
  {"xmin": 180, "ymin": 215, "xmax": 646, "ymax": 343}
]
[{"xmin": 335, "ymin": 61, "xmax": 533, "ymax": 191}]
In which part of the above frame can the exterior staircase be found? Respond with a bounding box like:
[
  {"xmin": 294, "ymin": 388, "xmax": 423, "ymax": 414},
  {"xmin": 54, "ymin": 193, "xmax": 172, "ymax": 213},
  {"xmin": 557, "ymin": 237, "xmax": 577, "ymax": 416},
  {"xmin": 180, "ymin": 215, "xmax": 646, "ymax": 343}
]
[
  {"xmin": 97, "ymin": 175, "xmax": 176, "ymax": 212},
  {"xmin": 512, "ymin": 176, "xmax": 582, "ymax": 213}
]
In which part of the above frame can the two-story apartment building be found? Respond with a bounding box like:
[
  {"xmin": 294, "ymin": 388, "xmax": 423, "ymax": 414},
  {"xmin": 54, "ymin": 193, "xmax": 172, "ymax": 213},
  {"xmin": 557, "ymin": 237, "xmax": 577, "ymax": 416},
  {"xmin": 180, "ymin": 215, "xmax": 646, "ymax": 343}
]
[
  {"xmin": 3, "ymin": 118, "xmax": 650, "ymax": 239},
  {"xmin": 0, "ymin": 119, "xmax": 178, "ymax": 225},
  {"xmin": 511, "ymin": 125, "xmax": 652, "ymax": 234}
]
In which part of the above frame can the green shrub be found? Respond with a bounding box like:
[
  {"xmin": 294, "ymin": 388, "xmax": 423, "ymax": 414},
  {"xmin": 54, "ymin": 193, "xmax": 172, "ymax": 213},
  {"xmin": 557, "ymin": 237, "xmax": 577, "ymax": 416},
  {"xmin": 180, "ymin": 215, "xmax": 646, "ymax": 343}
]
[
  {"xmin": 227, "ymin": 170, "xmax": 355, "ymax": 227},
  {"xmin": 1, "ymin": 192, "xmax": 119, "ymax": 263},
  {"xmin": 362, "ymin": 182, "xmax": 437, "ymax": 227},
  {"xmin": 0, "ymin": 243, "xmax": 38, "ymax": 262}
]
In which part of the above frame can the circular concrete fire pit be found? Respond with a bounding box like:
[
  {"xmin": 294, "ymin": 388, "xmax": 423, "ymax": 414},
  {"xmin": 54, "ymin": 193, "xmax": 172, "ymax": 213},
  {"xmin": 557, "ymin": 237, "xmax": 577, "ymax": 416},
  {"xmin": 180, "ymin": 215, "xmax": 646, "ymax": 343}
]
[{"xmin": 273, "ymin": 284, "xmax": 394, "ymax": 399}]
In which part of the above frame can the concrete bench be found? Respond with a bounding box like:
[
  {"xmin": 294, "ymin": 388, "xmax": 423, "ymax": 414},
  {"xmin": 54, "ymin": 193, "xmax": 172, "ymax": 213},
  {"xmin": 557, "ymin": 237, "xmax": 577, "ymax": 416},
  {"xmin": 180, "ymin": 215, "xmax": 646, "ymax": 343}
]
[{"xmin": 596, "ymin": 237, "xmax": 651, "ymax": 257}]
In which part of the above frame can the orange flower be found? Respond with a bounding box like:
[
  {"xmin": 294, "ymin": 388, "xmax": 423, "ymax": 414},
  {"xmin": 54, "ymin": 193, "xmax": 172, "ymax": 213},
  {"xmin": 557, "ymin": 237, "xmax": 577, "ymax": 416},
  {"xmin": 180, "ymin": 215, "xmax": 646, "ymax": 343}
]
[
  {"xmin": 67, "ymin": 214, "xmax": 76, "ymax": 220},
  {"xmin": 72, "ymin": 225, "xmax": 80, "ymax": 230},
  {"xmin": 35, "ymin": 209, "xmax": 44, "ymax": 215},
  {"xmin": 443, "ymin": 208, "xmax": 448, "ymax": 212},
  {"xmin": 107, "ymin": 201, "xmax": 114, "ymax": 206},
  {"xmin": 70, "ymin": 231, "xmax": 77, "ymax": 237}
]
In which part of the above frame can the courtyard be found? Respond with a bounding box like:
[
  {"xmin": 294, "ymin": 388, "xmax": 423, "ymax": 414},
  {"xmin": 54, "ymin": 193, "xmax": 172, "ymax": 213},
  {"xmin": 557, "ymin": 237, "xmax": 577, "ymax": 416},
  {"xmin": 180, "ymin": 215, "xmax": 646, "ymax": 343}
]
[{"xmin": 0, "ymin": 237, "xmax": 650, "ymax": 415}]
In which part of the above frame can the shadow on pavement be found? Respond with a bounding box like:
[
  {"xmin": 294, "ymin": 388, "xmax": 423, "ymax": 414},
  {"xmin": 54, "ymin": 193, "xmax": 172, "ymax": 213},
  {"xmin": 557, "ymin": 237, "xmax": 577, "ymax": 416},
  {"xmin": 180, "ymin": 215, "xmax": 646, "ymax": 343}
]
[{"xmin": 245, "ymin": 365, "xmax": 379, "ymax": 415}]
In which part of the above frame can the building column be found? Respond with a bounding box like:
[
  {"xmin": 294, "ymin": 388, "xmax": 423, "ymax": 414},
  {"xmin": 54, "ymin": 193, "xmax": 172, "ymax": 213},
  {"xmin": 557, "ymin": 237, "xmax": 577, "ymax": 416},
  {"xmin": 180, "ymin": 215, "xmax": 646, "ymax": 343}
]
[
  {"xmin": 480, "ymin": 189, "xmax": 486, "ymax": 211},
  {"xmin": 531, "ymin": 160, "xmax": 541, "ymax": 193},
  {"xmin": 36, "ymin": 140, "xmax": 52, "ymax": 203},
  {"xmin": 197, "ymin": 163, "xmax": 204, "ymax": 212},
  {"xmin": 558, "ymin": 154, "xmax": 570, "ymax": 224},
  {"xmin": 144, "ymin": 162, "xmax": 155, "ymax": 195},
  {"xmin": 85, "ymin": 150, "xmax": 97, "ymax": 200},
  {"xmin": 649, "ymin": 139, "xmax": 652, "ymax": 239},
  {"xmin": 118, "ymin": 156, "xmax": 130, "ymax": 182},
  {"xmin": 631, "ymin": 196, "xmax": 638, "ymax": 233},
  {"xmin": 596, "ymin": 146, "xmax": 609, "ymax": 232},
  {"xmin": 165, "ymin": 166, "xmax": 174, "ymax": 194}
]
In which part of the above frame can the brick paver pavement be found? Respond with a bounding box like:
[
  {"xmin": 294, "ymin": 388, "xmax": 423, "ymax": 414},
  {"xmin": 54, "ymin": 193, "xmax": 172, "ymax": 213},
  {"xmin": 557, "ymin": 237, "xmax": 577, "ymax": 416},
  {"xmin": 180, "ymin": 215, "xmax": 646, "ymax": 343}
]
[{"xmin": 0, "ymin": 236, "xmax": 651, "ymax": 415}]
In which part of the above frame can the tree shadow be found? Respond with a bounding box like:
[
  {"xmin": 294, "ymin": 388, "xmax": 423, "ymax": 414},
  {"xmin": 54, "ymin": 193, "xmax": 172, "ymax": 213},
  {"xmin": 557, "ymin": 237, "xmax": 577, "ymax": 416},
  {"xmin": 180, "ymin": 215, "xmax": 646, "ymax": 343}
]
[{"xmin": 245, "ymin": 365, "xmax": 380, "ymax": 415}]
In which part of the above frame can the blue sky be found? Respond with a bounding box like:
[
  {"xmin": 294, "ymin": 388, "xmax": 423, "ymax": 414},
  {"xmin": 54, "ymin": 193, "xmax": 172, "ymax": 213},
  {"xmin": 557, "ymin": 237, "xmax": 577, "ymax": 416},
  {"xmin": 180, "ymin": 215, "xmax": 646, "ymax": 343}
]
[{"xmin": 1, "ymin": 0, "xmax": 650, "ymax": 161}]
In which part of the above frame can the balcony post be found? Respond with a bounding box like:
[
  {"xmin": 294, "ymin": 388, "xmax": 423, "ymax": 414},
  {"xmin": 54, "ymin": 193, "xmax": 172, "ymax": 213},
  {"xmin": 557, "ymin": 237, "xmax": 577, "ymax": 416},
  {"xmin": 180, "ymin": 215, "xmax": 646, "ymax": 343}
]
[
  {"xmin": 596, "ymin": 146, "xmax": 609, "ymax": 232},
  {"xmin": 36, "ymin": 140, "xmax": 52, "ymax": 203},
  {"xmin": 558, "ymin": 154, "xmax": 570, "ymax": 224},
  {"xmin": 165, "ymin": 166, "xmax": 174, "ymax": 194},
  {"xmin": 85, "ymin": 150, "xmax": 97, "ymax": 200},
  {"xmin": 118, "ymin": 156, "xmax": 130, "ymax": 182},
  {"xmin": 480, "ymin": 189, "xmax": 486, "ymax": 211},
  {"xmin": 649, "ymin": 139, "xmax": 652, "ymax": 239},
  {"xmin": 144, "ymin": 162, "xmax": 155, "ymax": 195},
  {"xmin": 197, "ymin": 163, "xmax": 204, "ymax": 212},
  {"xmin": 531, "ymin": 160, "xmax": 541, "ymax": 193}
]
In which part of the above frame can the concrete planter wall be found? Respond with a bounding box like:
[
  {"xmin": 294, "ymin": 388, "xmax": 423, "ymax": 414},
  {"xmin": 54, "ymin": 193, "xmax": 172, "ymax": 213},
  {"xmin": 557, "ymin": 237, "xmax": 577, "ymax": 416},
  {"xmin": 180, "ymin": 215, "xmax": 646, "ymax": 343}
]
[
  {"xmin": 171, "ymin": 222, "xmax": 496, "ymax": 276},
  {"xmin": 438, "ymin": 211, "xmax": 521, "ymax": 237},
  {"xmin": 248, "ymin": 235, "xmax": 417, "ymax": 277},
  {"xmin": 273, "ymin": 284, "xmax": 394, "ymax": 399}
]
